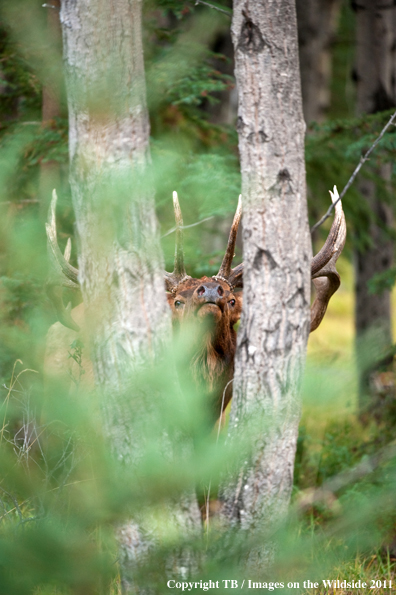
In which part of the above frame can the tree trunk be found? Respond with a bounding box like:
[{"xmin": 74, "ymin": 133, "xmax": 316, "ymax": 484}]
[
  {"xmin": 296, "ymin": 0, "xmax": 341, "ymax": 124},
  {"xmin": 59, "ymin": 1, "xmax": 200, "ymax": 591},
  {"xmin": 354, "ymin": 0, "xmax": 396, "ymax": 411},
  {"xmin": 221, "ymin": 0, "xmax": 311, "ymax": 559}
]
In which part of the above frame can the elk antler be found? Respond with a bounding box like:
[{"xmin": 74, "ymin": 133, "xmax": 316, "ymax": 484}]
[
  {"xmin": 311, "ymin": 185, "xmax": 345, "ymax": 276},
  {"xmin": 46, "ymin": 190, "xmax": 80, "ymax": 331},
  {"xmin": 164, "ymin": 191, "xmax": 191, "ymax": 293},
  {"xmin": 310, "ymin": 186, "xmax": 346, "ymax": 332},
  {"xmin": 213, "ymin": 195, "xmax": 243, "ymax": 289},
  {"xmin": 212, "ymin": 187, "xmax": 346, "ymax": 331}
]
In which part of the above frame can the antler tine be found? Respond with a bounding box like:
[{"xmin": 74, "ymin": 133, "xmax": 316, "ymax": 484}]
[
  {"xmin": 216, "ymin": 195, "xmax": 242, "ymax": 281},
  {"xmin": 173, "ymin": 190, "xmax": 186, "ymax": 279},
  {"xmin": 164, "ymin": 191, "xmax": 190, "ymax": 293},
  {"xmin": 310, "ymin": 186, "xmax": 346, "ymax": 332},
  {"xmin": 311, "ymin": 186, "xmax": 345, "ymax": 276},
  {"xmin": 64, "ymin": 237, "xmax": 72, "ymax": 263},
  {"xmin": 46, "ymin": 189, "xmax": 80, "ymax": 331},
  {"xmin": 46, "ymin": 190, "xmax": 79, "ymax": 285}
]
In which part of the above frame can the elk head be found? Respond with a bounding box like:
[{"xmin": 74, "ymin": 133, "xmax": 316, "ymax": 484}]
[
  {"xmin": 160, "ymin": 188, "xmax": 346, "ymax": 414},
  {"xmin": 46, "ymin": 188, "xmax": 346, "ymax": 417}
]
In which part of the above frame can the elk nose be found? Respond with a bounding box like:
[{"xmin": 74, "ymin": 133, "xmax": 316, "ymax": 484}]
[{"xmin": 196, "ymin": 284, "xmax": 224, "ymax": 301}]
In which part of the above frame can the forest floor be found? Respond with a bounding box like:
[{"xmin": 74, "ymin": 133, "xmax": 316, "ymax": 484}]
[{"xmin": 299, "ymin": 257, "xmax": 396, "ymax": 593}]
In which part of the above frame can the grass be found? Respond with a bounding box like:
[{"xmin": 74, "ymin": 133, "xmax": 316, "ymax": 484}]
[
  {"xmin": 304, "ymin": 254, "xmax": 396, "ymax": 432},
  {"xmin": 302, "ymin": 554, "xmax": 395, "ymax": 594},
  {"xmin": 304, "ymin": 257, "xmax": 356, "ymax": 444},
  {"xmin": 308, "ymin": 257, "xmax": 355, "ymax": 365},
  {"xmin": 295, "ymin": 257, "xmax": 396, "ymax": 591}
]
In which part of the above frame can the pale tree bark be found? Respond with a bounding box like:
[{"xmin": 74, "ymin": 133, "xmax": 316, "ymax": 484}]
[
  {"xmin": 354, "ymin": 0, "xmax": 396, "ymax": 410},
  {"xmin": 59, "ymin": 1, "xmax": 200, "ymax": 591},
  {"xmin": 221, "ymin": 0, "xmax": 311, "ymax": 561},
  {"xmin": 296, "ymin": 0, "xmax": 341, "ymax": 124}
]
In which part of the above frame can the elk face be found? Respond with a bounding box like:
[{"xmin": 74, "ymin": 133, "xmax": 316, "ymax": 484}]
[
  {"xmin": 167, "ymin": 277, "xmax": 242, "ymax": 330},
  {"xmin": 167, "ymin": 276, "xmax": 243, "ymax": 418}
]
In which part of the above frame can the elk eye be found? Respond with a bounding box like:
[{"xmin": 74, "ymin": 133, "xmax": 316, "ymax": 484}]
[
  {"xmin": 229, "ymin": 299, "xmax": 236, "ymax": 307},
  {"xmin": 174, "ymin": 300, "xmax": 184, "ymax": 308}
]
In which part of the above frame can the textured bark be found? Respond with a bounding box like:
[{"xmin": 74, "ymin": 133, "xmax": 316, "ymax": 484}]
[
  {"xmin": 296, "ymin": 0, "xmax": 341, "ymax": 124},
  {"xmin": 59, "ymin": 1, "xmax": 200, "ymax": 591},
  {"xmin": 354, "ymin": 0, "xmax": 395, "ymax": 408},
  {"xmin": 221, "ymin": 0, "xmax": 311, "ymax": 550},
  {"xmin": 60, "ymin": 0, "xmax": 167, "ymax": 465}
]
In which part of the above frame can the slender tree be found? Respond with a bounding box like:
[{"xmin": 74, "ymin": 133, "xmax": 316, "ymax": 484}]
[
  {"xmin": 58, "ymin": 0, "xmax": 200, "ymax": 591},
  {"xmin": 354, "ymin": 0, "xmax": 396, "ymax": 410},
  {"xmin": 296, "ymin": 0, "xmax": 341, "ymax": 125},
  {"xmin": 221, "ymin": 0, "xmax": 311, "ymax": 554}
]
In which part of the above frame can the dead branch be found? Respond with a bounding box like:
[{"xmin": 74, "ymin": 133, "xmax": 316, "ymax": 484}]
[
  {"xmin": 194, "ymin": 0, "xmax": 232, "ymax": 16},
  {"xmin": 161, "ymin": 216, "xmax": 214, "ymax": 238},
  {"xmin": 295, "ymin": 441, "xmax": 396, "ymax": 512},
  {"xmin": 311, "ymin": 109, "xmax": 396, "ymax": 234}
]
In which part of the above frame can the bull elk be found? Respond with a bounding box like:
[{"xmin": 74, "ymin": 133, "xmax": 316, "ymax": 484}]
[{"xmin": 45, "ymin": 189, "xmax": 346, "ymax": 417}]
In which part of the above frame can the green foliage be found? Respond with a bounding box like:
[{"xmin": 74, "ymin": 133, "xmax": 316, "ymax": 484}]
[
  {"xmin": 23, "ymin": 118, "xmax": 69, "ymax": 167},
  {"xmin": 0, "ymin": 22, "xmax": 41, "ymax": 123},
  {"xmin": 0, "ymin": 274, "xmax": 46, "ymax": 384},
  {"xmin": 1, "ymin": 119, "xmax": 69, "ymax": 204},
  {"xmin": 295, "ymin": 421, "xmax": 365, "ymax": 494},
  {"xmin": 0, "ymin": 274, "xmax": 43, "ymax": 322},
  {"xmin": 166, "ymin": 56, "xmax": 233, "ymax": 109},
  {"xmin": 1, "ymin": 354, "xmax": 396, "ymax": 593},
  {"xmin": 306, "ymin": 109, "xmax": 396, "ymax": 257},
  {"xmin": 149, "ymin": 55, "xmax": 235, "ymax": 143},
  {"xmin": 0, "ymin": 366, "xmax": 115, "ymax": 594},
  {"xmin": 153, "ymin": 145, "xmax": 241, "ymax": 275},
  {"xmin": 368, "ymin": 267, "xmax": 396, "ymax": 296},
  {"xmin": 145, "ymin": 1, "xmax": 234, "ymax": 144},
  {"xmin": 316, "ymin": 421, "xmax": 363, "ymax": 482}
]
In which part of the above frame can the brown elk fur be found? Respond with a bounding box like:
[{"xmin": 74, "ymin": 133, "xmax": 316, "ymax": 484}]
[{"xmin": 167, "ymin": 277, "xmax": 243, "ymax": 416}]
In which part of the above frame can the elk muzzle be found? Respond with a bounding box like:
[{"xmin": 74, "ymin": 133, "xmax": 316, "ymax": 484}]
[{"xmin": 194, "ymin": 282, "xmax": 228, "ymax": 321}]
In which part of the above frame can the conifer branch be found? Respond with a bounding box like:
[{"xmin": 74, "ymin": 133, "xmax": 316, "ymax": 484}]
[{"xmin": 311, "ymin": 109, "xmax": 396, "ymax": 234}]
